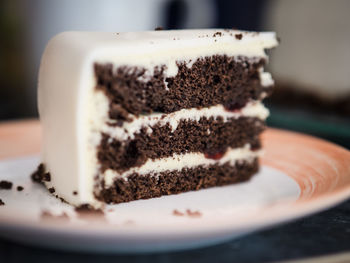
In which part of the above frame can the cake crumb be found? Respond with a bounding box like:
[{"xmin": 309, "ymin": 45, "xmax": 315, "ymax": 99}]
[
  {"xmin": 48, "ymin": 187, "xmax": 55, "ymax": 193},
  {"xmin": 154, "ymin": 26, "xmax": 163, "ymax": 31},
  {"xmin": 75, "ymin": 204, "xmax": 105, "ymax": 220},
  {"xmin": 54, "ymin": 195, "xmax": 68, "ymax": 204},
  {"xmin": 41, "ymin": 211, "xmax": 69, "ymax": 221},
  {"xmin": 0, "ymin": 180, "xmax": 13, "ymax": 190},
  {"xmin": 213, "ymin": 32, "xmax": 222, "ymax": 37},
  {"xmin": 16, "ymin": 186, "xmax": 24, "ymax": 191},
  {"xmin": 73, "ymin": 191, "xmax": 78, "ymax": 195},
  {"xmin": 31, "ymin": 163, "xmax": 51, "ymax": 184},
  {"xmin": 173, "ymin": 209, "xmax": 185, "ymax": 216},
  {"xmin": 0, "ymin": 199, "xmax": 4, "ymax": 206},
  {"xmin": 186, "ymin": 209, "xmax": 202, "ymax": 218},
  {"xmin": 75, "ymin": 204, "xmax": 103, "ymax": 213},
  {"xmin": 235, "ymin": 33, "xmax": 243, "ymax": 40}
]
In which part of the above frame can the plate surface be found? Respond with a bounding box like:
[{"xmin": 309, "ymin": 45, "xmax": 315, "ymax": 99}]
[{"xmin": 0, "ymin": 120, "xmax": 350, "ymax": 253}]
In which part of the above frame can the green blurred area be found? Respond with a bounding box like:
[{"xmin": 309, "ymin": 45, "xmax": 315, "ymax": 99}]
[{"xmin": 267, "ymin": 106, "xmax": 350, "ymax": 149}]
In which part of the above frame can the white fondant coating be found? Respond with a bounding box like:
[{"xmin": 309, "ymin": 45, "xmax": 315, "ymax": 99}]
[
  {"xmin": 38, "ymin": 29, "xmax": 277, "ymax": 207},
  {"xmin": 104, "ymin": 144, "xmax": 260, "ymax": 187}
]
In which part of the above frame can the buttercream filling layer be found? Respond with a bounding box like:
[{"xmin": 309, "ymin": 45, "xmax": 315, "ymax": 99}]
[
  {"xmin": 103, "ymin": 144, "xmax": 260, "ymax": 187},
  {"xmin": 92, "ymin": 90, "xmax": 268, "ymax": 141},
  {"xmin": 96, "ymin": 159, "xmax": 259, "ymax": 204},
  {"xmin": 97, "ymin": 116, "xmax": 264, "ymax": 173},
  {"xmin": 109, "ymin": 101, "xmax": 267, "ymax": 140}
]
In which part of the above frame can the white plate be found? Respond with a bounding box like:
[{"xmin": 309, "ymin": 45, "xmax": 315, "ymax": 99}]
[
  {"xmin": 0, "ymin": 155, "xmax": 299, "ymax": 252},
  {"xmin": 1, "ymin": 124, "xmax": 350, "ymax": 253}
]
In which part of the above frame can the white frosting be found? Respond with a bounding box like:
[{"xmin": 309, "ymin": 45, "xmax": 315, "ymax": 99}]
[
  {"xmin": 38, "ymin": 29, "xmax": 277, "ymax": 207},
  {"xmin": 104, "ymin": 144, "xmax": 260, "ymax": 187},
  {"xmin": 91, "ymin": 90, "xmax": 269, "ymax": 141},
  {"xmin": 259, "ymin": 70, "xmax": 274, "ymax": 87}
]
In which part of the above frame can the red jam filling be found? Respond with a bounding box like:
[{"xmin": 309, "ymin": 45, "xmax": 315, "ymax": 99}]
[
  {"xmin": 224, "ymin": 101, "xmax": 247, "ymax": 113},
  {"xmin": 204, "ymin": 151, "xmax": 224, "ymax": 160}
]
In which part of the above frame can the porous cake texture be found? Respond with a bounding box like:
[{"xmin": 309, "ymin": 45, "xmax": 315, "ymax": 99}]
[{"xmin": 38, "ymin": 29, "xmax": 278, "ymax": 207}]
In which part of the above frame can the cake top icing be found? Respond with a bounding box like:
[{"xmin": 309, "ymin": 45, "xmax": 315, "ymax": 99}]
[
  {"xmin": 44, "ymin": 29, "xmax": 277, "ymax": 78},
  {"xmin": 49, "ymin": 29, "xmax": 277, "ymax": 53}
]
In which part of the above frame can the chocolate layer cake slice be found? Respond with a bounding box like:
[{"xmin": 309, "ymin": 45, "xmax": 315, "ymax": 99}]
[{"xmin": 38, "ymin": 29, "xmax": 278, "ymax": 207}]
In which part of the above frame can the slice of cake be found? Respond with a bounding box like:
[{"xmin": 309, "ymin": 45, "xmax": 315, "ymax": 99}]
[{"xmin": 38, "ymin": 29, "xmax": 278, "ymax": 207}]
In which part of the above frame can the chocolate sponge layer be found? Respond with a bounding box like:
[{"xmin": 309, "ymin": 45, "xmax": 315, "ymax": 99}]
[
  {"xmin": 97, "ymin": 116, "xmax": 264, "ymax": 173},
  {"xmin": 96, "ymin": 159, "xmax": 258, "ymax": 204},
  {"xmin": 95, "ymin": 55, "xmax": 270, "ymax": 121}
]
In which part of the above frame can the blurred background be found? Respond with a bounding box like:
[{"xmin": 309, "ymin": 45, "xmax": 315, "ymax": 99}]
[{"xmin": 1, "ymin": 0, "xmax": 349, "ymax": 147}]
